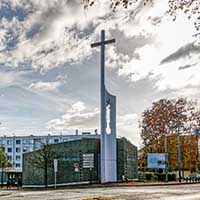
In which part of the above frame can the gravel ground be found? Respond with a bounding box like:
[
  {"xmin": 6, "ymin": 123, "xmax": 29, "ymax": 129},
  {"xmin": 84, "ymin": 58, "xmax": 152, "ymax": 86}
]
[{"xmin": 0, "ymin": 183, "xmax": 200, "ymax": 200}]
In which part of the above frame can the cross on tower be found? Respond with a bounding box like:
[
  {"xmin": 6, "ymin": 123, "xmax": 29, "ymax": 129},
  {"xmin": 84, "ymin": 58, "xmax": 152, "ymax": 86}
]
[
  {"xmin": 91, "ymin": 30, "xmax": 115, "ymax": 89},
  {"xmin": 91, "ymin": 30, "xmax": 115, "ymax": 48}
]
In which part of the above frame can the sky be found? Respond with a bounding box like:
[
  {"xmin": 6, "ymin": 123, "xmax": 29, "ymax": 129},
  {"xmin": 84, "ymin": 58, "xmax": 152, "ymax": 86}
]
[{"xmin": 0, "ymin": 0, "xmax": 200, "ymax": 147}]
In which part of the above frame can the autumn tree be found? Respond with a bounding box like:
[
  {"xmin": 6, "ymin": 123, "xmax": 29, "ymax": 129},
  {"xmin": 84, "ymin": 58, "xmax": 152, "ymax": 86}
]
[
  {"xmin": 166, "ymin": 134, "xmax": 198, "ymax": 172},
  {"xmin": 140, "ymin": 98, "xmax": 194, "ymax": 148},
  {"xmin": 191, "ymin": 110, "xmax": 200, "ymax": 131},
  {"xmin": 139, "ymin": 98, "xmax": 198, "ymax": 172},
  {"xmin": 190, "ymin": 110, "xmax": 200, "ymax": 169}
]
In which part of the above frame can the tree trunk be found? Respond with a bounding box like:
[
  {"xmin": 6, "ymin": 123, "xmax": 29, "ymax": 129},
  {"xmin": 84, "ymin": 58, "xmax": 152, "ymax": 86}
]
[
  {"xmin": 44, "ymin": 162, "xmax": 48, "ymax": 188},
  {"xmin": 1, "ymin": 169, "xmax": 3, "ymax": 188}
]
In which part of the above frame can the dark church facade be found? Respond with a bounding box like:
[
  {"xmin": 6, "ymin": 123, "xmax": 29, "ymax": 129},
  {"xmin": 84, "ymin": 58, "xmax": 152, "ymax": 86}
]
[{"xmin": 22, "ymin": 137, "xmax": 137, "ymax": 186}]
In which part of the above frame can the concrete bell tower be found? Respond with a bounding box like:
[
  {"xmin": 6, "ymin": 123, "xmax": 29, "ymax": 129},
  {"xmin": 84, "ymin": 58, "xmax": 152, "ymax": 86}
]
[{"xmin": 91, "ymin": 30, "xmax": 117, "ymax": 183}]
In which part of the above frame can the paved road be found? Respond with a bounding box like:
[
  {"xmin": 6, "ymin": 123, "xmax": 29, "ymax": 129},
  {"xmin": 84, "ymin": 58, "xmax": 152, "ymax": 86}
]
[{"xmin": 1, "ymin": 184, "xmax": 200, "ymax": 200}]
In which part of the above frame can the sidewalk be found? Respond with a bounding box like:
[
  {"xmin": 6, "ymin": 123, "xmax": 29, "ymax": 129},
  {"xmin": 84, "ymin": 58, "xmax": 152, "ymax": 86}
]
[
  {"xmin": 97, "ymin": 180, "xmax": 200, "ymax": 188},
  {"xmin": 17, "ymin": 180, "xmax": 200, "ymax": 191},
  {"xmin": 0, "ymin": 192, "xmax": 12, "ymax": 197}
]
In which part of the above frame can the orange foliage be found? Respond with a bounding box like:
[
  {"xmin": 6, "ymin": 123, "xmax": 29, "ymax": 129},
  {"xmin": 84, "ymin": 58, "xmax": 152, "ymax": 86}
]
[
  {"xmin": 138, "ymin": 134, "xmax": 198, "ymax": 172},
  {"xmin": 139, "ymin": 98, "xmax": 199, "ymax": 172}
]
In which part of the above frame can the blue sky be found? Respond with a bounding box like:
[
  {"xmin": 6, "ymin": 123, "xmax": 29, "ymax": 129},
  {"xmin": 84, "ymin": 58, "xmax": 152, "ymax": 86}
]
[{"xmin": 0, "ymin": 0, "xmax": 200, "ymax": 146}]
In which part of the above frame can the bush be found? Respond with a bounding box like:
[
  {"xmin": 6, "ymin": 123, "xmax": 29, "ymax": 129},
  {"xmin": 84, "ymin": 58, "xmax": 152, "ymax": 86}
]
[
  {"xmin": 168, "ymin": 173, "xmax": 176, "ymax": 181},
  {"xmin": 138, "ymin": 172, "xmax": 177, "ymax": 181},
  {"xmin": 156, "ymin": 173, "xmax": 176, "ymax": 181},
  {"xmin": 145, "ymin": 172, "xmax": 154, "ymax": 180},
  {"xmin": 151, "ymin": 175, "xmax": 158, "ymax": 182}
]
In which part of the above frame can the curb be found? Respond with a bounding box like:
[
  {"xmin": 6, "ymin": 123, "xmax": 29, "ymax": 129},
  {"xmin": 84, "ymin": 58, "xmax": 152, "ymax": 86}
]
[
  {"xmin": 18, "ymin": 181, "xmax": 200, "ymax": 191},
  {"xmin": 0, "ymin": 192, "xmax": 12, "ymax": 197}
]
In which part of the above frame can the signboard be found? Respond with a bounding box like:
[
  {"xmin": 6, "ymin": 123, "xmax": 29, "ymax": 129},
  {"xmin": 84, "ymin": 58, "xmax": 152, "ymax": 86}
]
[
  {"xmin": 53, "ymin": 159, "xmax": 58, "ymax": 188},
  {"xmin": 73, "ymin": 162, "xmax": 79, "ymax": 172},
  {"xmin": 54, "ymin": 159, "xmax": 58, "ymax": 173},
  {"xmin": 73, "ymin": 162, "xmax": 79, "ymax": 168},
  {"xmin": 83, "ymin": 153, "xmax": 94, "ymax": 168},
  {"xmin": 147, "ymin": 153, "xmax": 167, "ymax": 169},
  {"xmin": 74, "ymin": 167, "xmax": 79, "ymax": 172},
  {"xmin": 195, "ymin": 128, "xmax": 199, "ymax": 137}
]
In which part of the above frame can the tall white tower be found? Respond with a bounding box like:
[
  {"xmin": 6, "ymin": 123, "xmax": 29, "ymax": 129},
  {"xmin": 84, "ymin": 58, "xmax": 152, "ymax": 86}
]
[{"xmin": 91, "ymin": 30, "xmax": 117, "ymax": 183}]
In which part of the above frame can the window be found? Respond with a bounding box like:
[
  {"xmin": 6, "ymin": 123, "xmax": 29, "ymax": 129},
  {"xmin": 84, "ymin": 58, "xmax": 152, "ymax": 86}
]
[
  {"xmin": 54, "ymin": 138, "xmax": 59, "ymax": 143},
  {"xmin": 7, "ymin": 148, "xmax": 12, "ymax": 153},
  {"xmin": 34, "ymin": 138, "xmax": 42, "ymax": 143},
  {"xmin": 16, "ymin": 155, "xmax": 21, "ymax": 161},
  {"xmin": 15, "ymin": 163, "xmax": 21, "ymax": 168},
  {"xmin": 16, "ymin": 148, "xmax": 21, "ymax": 153},
  {"xmin": 7, "ymin": 140, "xmax": 12, "ymax": 145},
  {"xmin": 23, "ymin": 139, "xmax": 33, "ymax": 145},
  {"xmin": 7, "ymin": 155, "xmax": 12, "ymax": 161},
  {"xmin": 16, "ymin": 140, "xmax": 21, "ymax": 145},
  {"xmin": 23, "ymin": 147, "xmax": 27, "ymax": 152},
  {"xmin": 23, "ymin": 146, "xmax": 33, "ymax": 152}
]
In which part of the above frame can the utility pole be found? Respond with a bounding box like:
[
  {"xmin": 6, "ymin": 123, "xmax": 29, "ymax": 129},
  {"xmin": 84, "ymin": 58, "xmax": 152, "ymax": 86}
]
[
  {"xmin": 54, "ymin": 159, "xmax": 58, "ymax": 189},
  {"xmin": 177, "ymin": 126, "xmax": 181, "ymax": 183},
  {"xmin": 195, "ymin": 128, "xmax": 199, "ymax": 171},
  {"xmin": 164, "ymin": 134, "xmax": 168, "ymax": 182}
]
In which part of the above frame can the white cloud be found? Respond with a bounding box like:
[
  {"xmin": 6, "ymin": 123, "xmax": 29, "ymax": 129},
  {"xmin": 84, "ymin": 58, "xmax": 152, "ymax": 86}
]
[
  {"xmin": 117, "ymin": 113, "xmax": 141, "ymax": 146},
  {"xmin": 177, "ymin": 87, "xmax": 199, "ymax": 96},
  {"xmin": 47, "ymin": 101, "xmax": 99, "ymax": 130},
  {"xmin": 0, "ymin": 29, "xmax": 7, "ymax": 51},
  {"xmin": 105, "ymin": 45, "xmax": 131, "ymax": 69},
  {"xmin": 29, "ymin": 81, "xmax": 62, "ymax": 91},
  {"xmin": 0, "ymin": 126, "xmax": 7, "ymax": 131},
  {"xmin": 0, "ymin": 0, "xmax": 155, "ymax": 72},
  {"xmin": 0, "ymin": 0, "xmax": 199, "ymax": 89},
  {"xmin": 114, "ymin": 4, "xmax": 200, "ymax": 94},
  {"xmin": 70, "ymin": 101, "xmax": 86, "ymax": 113},
  {"xmin": 117, "ymin": 113, "xmax": 138, "ymax": 127},
  {"xmin": 0, "ymin": 0, "xmax": 94, "ymax": 71},
  {"xmin": 0, "ymin": 71, "xmax": 25, "ymax": 86}
]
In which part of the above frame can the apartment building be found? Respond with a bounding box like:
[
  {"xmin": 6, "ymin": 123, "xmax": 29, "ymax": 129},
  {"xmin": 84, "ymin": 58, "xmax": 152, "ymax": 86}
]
[{"xmin": 0, "ymin": 131, "xmax": 99, "ymax": 174}]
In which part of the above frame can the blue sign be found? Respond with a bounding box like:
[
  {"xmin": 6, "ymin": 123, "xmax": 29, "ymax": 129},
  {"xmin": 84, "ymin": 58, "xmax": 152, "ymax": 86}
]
[
  {"xmin": 194, "ymin": 128, "xmax": 199, "ymax": 137},
  {"xmin": 147, "ymin": 153, "xmax": 167, "ymax": 169}
]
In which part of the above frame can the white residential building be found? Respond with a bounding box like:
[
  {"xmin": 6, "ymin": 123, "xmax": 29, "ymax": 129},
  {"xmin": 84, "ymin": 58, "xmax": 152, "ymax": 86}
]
[{"xmin": 0, "ymin": 131, "xmax": 99, "ymax": 174}]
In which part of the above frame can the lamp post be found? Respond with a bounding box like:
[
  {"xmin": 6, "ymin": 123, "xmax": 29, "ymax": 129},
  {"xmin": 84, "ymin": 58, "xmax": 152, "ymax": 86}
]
[
  {"xmin": 177, "ymin": 126, "xmax": 181, "ymax": 183},
  {"xmin": 164, "ymin": 134, "xmax": 168, "ymax": 182},
  {"xmin": 194, "ymin": 127, "xmax": 199, "ymax": 171}
]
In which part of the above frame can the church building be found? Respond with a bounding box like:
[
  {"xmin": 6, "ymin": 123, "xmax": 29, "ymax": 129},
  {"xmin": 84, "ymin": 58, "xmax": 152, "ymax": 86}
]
[{"xmin": 22, "ymin": 137, "xmax": 138, "ymax": 186}]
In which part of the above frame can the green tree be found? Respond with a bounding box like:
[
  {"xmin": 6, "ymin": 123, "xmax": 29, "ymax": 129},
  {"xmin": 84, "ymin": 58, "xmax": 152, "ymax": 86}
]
[
  {"xmin": 28, "ymin": 141, "xmax": 55, "ymax": 188},
  {"xmin": 0, "ymin": 148, "xmax": 12, "ymax": 188}
]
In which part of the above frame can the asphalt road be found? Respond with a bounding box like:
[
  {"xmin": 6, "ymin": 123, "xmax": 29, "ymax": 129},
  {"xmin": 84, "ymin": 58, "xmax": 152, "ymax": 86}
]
[{"xmin": 1, "ymin": 184, "xmax": 200, "ymax": 200}]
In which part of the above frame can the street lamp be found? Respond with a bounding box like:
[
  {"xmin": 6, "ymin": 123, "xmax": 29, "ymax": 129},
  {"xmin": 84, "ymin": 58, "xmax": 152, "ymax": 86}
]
[
  {"xmin": 177, "ymin": 126, "xmax": 181, "ymax": 183},
  {"xmin": 194, "ymin": 127, "xmax": 199, "ymax": 171},
  {"xmin": 164, "ymin": 130, "xmax": 168, "ymax": 182},
  {"xmin": 175, "ymin": 104, "xmax": 183, "ymax": 183}
]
